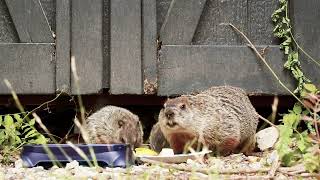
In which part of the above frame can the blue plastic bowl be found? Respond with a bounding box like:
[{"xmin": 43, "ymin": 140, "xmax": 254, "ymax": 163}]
[{"xmin": 20, "ymin": 144, "xmax": 134, "ymax": 168}]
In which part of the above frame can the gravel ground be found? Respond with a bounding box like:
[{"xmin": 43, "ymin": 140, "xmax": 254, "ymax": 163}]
[{"xmin": 0, "ymin": 151, "xmax": 318, "ymax": 180}]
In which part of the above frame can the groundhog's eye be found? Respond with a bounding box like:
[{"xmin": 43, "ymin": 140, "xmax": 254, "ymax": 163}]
[
  {"xmin": 118, "ymin": 120, "xmax": 124, "ymax": 128},
  {"xmin": 180, "ymin": 104, "xmax": 186, "ymax": 110}
]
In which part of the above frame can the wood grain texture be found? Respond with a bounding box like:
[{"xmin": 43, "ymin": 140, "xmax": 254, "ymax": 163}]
[
  {"xmin": 0, "ymin": 43, "xmax": 55, "ymax": 94},
  {"xmin": 248, "ymin": 0, "xmax": 279, "ymax": 45},
  {"xmin": 71, "ymin": 0, "xmax": 103, "ymax": 94},
  {"xmin": 110, "ymin": 0, "xmax": 142, "ymax": 94},
  {"xmin": 0, "ymin": 0, "xmax": 19, "ymax": 42},
  {"xmin": 291, "ymin": 0, "xmax": 320, "ymax": 86},
  {"xmin": 56, "ymin": 0, "xmax": 71, "ymax": 92},
  {"xmin": 5, "ymin": 0, "xmax": 54, "ymax": 42},
  {"xmin": 192, "ymin": 0, "xmax": 247, "ymax": 45},
  {"xmin": 159, "ymin": 0, "xmax": 207, "ymax": 45},
  {"xmin": 156, "ymin": 0, "xmax": 171, "ymax": 35},
  {"xmin": 142, "ymin": 0, "xmax": 158, "ymax": 92},
  {"xmin": 157, "ymin": 45, "xmax": 308, "ymax": 96}
]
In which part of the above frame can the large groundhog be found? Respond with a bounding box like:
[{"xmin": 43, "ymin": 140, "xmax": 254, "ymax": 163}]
[
  {"xmin": 83, "ymin": 106, "xmax": 143, "ymax": 148},
  {"xmin": 155, "ymin": 86, "xmax": 259, "ymax": 155}
]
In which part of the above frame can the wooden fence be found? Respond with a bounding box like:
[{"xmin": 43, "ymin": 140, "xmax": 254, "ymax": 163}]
[{"xmin": 0, "ymin": 0, "xmax": 319, "ymax": 96}]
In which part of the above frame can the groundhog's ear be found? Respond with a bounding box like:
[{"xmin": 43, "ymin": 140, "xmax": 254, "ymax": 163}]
[{"xmin": 118, "ymin": 119, "xmax": 125, "ymax": 128}]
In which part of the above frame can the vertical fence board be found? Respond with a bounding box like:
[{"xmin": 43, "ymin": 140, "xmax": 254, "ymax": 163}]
[
  {"xmin": 56, "ymin": 0, "xmax": 71, "ymax": 92},
  {"xmin": 5, "ymin": 0, "xmax": 54, "ymax": 42},
  {"xmin": 110, "ymin": 0, "xmax": 142, "ymax": 94},
  {"xmin": 291, "ymin": 0, "xmax": 320, "ymax": 85},
  {"xmin": 192, "ymin": 0, "xmax": 247, "ymax": 45},
  {"xmin": 142, "ymin": 0, "xmax": 157, "ymax": 94},
  {"xmin": 248, "ymin": 0, "xmax": 279, "ymax": 45},
  {"xmin": 71, "ymin": 0, "xmax": 103, "ymax": 94},
  {"xmin": 159, "ymin": 0, "xmax": 206, "ymax": 45}
]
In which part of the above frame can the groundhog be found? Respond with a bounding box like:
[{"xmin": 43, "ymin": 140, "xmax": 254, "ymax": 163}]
[
  {"xmin": 148, "ymin": 122, "xmax": 170, "ymax": 152},
  {"xmin": 157, "ymin": 86, "xmax": 259, "ymax": 155},
  {"xmin": 83, "ymin": 106, "xmax": 143, "ymax": 148}
]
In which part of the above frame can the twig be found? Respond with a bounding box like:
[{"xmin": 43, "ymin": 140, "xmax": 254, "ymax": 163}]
[
  {"xmin": 226, "ymin": 23, "xmax": 303, "ymax": 105},
  {"xmin": 268, "ymin": 154, "xmax": 280, "ymax": 177},
  {"xmin": 258, "ymin": 115, "xmax": 278, "ymax": 129},
  {"xmin": 21, "ymin": 91, "xmax": 65, "ymax": 121},
  {"xmin": 297, "ymin": 173, "xmax": 320, "ymax": 178},
  {"xmin": 289, "ymin": 30, "xmax": 320, "ymax": 68},
  {"xmin": 277, "ymin": 163, "xmax": 305, "ymax": 173}
]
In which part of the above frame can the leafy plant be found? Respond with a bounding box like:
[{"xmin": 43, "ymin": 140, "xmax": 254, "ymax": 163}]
[
  {"xmin": 0, "ymin": 113, "xmax": 48, "ymax": 164},
  {"xmin": 272, "ymin": 0, "xmax": 320, "ymax": 173}
]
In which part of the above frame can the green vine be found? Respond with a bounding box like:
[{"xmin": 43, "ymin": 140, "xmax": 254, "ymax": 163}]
[
  {"xmin": 272, "ymin": 0, "xmax": 320, "ymax": 173},
  {"xmin": 272, "ymin": 0, "xmax": 311, "ymax": 94}
]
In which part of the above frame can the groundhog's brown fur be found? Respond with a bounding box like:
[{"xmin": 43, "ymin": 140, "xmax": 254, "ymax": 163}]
[
  {"xmin": 148, "ymin": 122, "xmax": 170, "ymax": 152},
  {"xmin": 157, "ymin": 86, "xmax": 259, "ymax": 155},
  {"xmin": 84, "ymin": 106, "xmax": 143, "ymax": 148}
]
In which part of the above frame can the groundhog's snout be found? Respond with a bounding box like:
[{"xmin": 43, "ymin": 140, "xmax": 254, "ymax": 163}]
[
  {"xmin": 164, "ymin": 108, "xmax": 178, "ymax": 127},
  {"xmin": 165, "ymin": 108, "xmax": 175, "ymax": 119}
]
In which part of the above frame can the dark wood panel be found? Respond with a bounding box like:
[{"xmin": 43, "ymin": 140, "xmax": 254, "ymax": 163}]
[
  {"xmin": 159, "ymin": 0, "xmax": 207, "ymax": 45},
  {"xmin": 142, "ymin": 0, "xmax": 158, "ymax": 94},
  {"xmin": 5, "ymin": 0, "xmax": 54, "ymax": 42},
  {"xmin": 0, "ymin": 0, "xmax": 19, "ymax": 42},
  {"xmin": 56, "ymin": 0, "xmax": 71, "ymax": 93},
  {"xmin": 192, "ymin": 0, "xmax": 247, "ymax": 45},
  {"xmin": 248, "ymin": 0, "xmax": 279, "ymax": 45},
  {"xmin": 110, "ymin": 0, "xmax": 142, "ymax": 94},
  {"xmin": 0, "ymin": 43, "xmax": 55, "ymax": 94},
  {"xmin": 157, "ymin": 45, "xmax": 309, "ymax": 96},
  {"xmin": 291, "ymin": 0, "xmax": 320, "ymax": 86},
  {"xmin": 71, "ymin": 0, "xmax": 104, "ymax": 94}
]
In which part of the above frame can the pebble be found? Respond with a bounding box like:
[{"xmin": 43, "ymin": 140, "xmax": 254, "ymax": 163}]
[
  {"xmin": 14, "ymin": 159, "xmax": 23, "ymax": 168},
  {"xmin": 256, "ymin": 126, "xmax": 279, "ymax": 151},
  {"xmin": 65, "ymin": 160, "xmax": 79, "ymax": 170},
  {"xmin": 266, "ymin": 150, "xmax": 279, "ymax": 166}
]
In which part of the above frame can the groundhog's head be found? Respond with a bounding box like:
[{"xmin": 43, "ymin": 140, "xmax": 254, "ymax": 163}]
[
  {"xmin": 158, "ymin": 96, "xmax": 195, "ymax": 132},
  {"xmin": 113, "ymin": 110, "xmax": 143, "ymax": 148}
]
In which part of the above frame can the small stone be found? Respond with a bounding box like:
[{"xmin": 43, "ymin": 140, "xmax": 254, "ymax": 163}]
[
  {"xmin": 65, "ymin": 160, "xmax": 79, "ymax": 170},
  {"xmin": 14, "ymin": 159, "xmax": 23, "ymax": 168},
  {"xmin": 256, "ymin": 126, "xmax": 279, "ymax": 151},
  {"xmin": 50, "ymin": 165, "xmax": 59, "ymax": 170},
  {"xmin": 249, "ymin": 162, "xmax": 262, "ymax": 169},
  {"xmin": 247, "ymin": 156, "xmax": 259, "ymax": 163},
  {"xmin": 32, "ymin": 166, "xmax": 44, "ymax": 172},
  {"xmin": 274, "ymin": 173, "xmax": 288, "ymax": 180},
  {"xmin": 266, "ymin": 150, "xmax": 279, "ymax": 166}
]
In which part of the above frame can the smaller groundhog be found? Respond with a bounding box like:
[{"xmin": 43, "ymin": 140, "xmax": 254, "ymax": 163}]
[
  {"xmin": 83, "ymin": 106, "xmax": 143, "ymax": 148},
  {"xmin": 156, "ymin": 86, "xmax": 259, "ymax": 155}
]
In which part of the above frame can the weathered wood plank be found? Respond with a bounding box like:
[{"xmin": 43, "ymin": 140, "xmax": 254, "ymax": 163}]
[
  {"xmin": 5, "ymin": 0, "xmax": 54, "ymax": 42},
  {"xmin": 0, "ymin": 0, "xmax": 19, "ymax": 42},
  {"xmin": 192, "ymin": 0, "xmax": 247, "ymax": 45},
  {"xmin": 248, "ymin": 0, "xmax": 279, "ymax": 45},
  {"xmin": 142, "ymin": 0, "xmax": 158, "ymax": 94},
  {"xmin": 0, "ymin": 43, "xmax": 55, "ymax": 94},
  {"xmin": 71, "ymin": 0, "xmax": 103, "ymax": 94},
  {"xmin": 56, "ymin": 0, "xmax": 70, "ymax": 92},
  {"xmin": 156, "ymin": 0, "xmax": 172, "ymax": 35},
  {"xmin": 157, "ymin": 45, "xmax": 314, "ymax": 96},
  {"xmin": 110, "ymin": 0, "xmax": 142, "ymax": 94},
  {"xmin": 159, "ymin": 0, "xmax": 207, "ymax": 45},
  {"xmin": 291, "ymin": 0, "xmax": 320, "ymax": 86}
]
